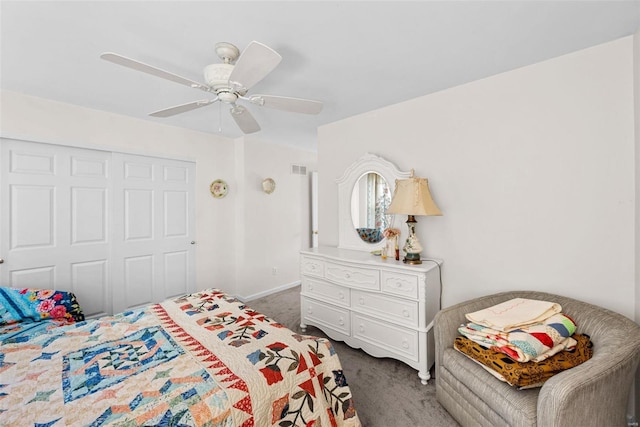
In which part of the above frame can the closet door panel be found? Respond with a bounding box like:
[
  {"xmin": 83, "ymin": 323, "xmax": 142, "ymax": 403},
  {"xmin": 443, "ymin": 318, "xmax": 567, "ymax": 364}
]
[
  {"xmin": 124, "ymin": 189, "xmax": 154, "ymax": 240},
  {"xmin": 111, "ymin": 153, "xmax": 195, "ymax": 314},
  {"xmin": 164, "ymin": 190, "xmax": 188, "ymax": 237},
  {"xmin": 164, "ymin": 250, "xmax": 189, "ymax": 298},
  {"xmin": 10, "ymin": 266, "xmax": 55, "ymax": 289},
  {"xmin": 1, "ymin": 140, "xmax": 111, "ymax": 317},
  {"xmin": 123, "ymin": 254, "xmax": 154, "ymax": 309},
  {"xmin": 11, "ymin": 185, "xmax": 55, "ymax": 249},
  {"xmin": 71, "ymin": 187, "xmax": 107, "ymax": 244},
  {"xmin": 71, "ymin": 259, "xmax": 108, "ymax": 318}
]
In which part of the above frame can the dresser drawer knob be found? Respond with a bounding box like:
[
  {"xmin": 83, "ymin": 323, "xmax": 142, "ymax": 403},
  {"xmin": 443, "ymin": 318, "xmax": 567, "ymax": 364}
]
[
  {"xmin": 309, "ymin": 284, "xmax": 314, "ymax": 291},
  {"xmin": 307, "ymin": 307, "xmax": 313, "ymax": 314},
  {"xmin": 402, "ymin": 309, "xmax": 410, "ymax": 317},
  {"xmin": 359, "ymin": 297, "xmax": 364, "ymax": 305},
  {"xmin": 402, "ymin": 339, "xmax": 409, "ymax": 349},
  {"xmin": 345, "ymin": 273, "xmax": 351, "ymax": 279},
  {"xmin": 338, "ymin": 291, "xmax": 344, "ymax": 299},
  {"xmin": 359, "ymin": 325, "xmax": 365, "ymax": 333},
  {"xmin": 338, "ymin": 316, "xmax": 344, "ymax": 326},
  {"xmin": 396, "ymin": 282, "xmax": 402, "ymax": 288}
]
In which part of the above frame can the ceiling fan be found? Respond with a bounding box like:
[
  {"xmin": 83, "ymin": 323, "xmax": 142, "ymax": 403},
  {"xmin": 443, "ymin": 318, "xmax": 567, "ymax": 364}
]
[{"xmin": 100, "ymin": 41, "xmax": 323, "ymax": 134}]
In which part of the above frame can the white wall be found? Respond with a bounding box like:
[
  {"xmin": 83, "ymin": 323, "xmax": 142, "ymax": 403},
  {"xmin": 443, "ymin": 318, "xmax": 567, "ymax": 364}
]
[
  {"xmin": 634, "ymin": 28, "xmax": 640, "ymax": 421},
  {"xmin": 319, "ymin": 36, "xmax": 636, "ymax": 319},
  {"xmin": 235, "ymin": 138, "xmax": 316, "ymax": 300},
  {"xmin": 0, "ymin": 90, "xmax": 315, "ymax": 300}
]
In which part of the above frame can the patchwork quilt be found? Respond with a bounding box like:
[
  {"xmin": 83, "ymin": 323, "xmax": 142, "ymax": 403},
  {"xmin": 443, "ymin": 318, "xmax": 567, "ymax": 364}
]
[
  {"xmin": 0, "ymin": 289, "xmax": 361, "ymax": 427},
  {"xmin": 458, "ymin": 312, "xmax": 578, "ymax": 362}
]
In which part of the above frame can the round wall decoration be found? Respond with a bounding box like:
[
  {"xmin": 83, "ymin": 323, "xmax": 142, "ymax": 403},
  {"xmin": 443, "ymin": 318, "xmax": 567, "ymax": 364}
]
[
  {"xmin": 262, "ymin": 178, "xmax": 276, "ymax": 194},
  {"xmin": 210, "ymin": 179, "xmax": 228, "ymax": 198}
]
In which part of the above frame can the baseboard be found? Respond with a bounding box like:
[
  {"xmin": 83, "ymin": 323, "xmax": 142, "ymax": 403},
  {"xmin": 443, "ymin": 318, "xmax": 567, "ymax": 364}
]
[{"xmin": 239, "ymin": 280, "xmax": 301, "ymax": 303}]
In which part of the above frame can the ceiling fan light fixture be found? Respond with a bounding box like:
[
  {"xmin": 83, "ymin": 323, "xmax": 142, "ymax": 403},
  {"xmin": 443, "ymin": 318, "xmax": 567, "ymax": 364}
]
[{"xmin": 203, "ymin": 63, "xmax": 234, "ymax": 90}]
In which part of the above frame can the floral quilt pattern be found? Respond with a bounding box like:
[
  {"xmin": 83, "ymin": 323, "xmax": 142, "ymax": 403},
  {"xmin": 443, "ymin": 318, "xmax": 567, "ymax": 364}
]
[
  {"xmin": 0, "ymin": 289, "xmax": 361, "ymax": 427},
  {"xmin": 0, "ymin": 287, "xmax": 84, "ymax": 325}
]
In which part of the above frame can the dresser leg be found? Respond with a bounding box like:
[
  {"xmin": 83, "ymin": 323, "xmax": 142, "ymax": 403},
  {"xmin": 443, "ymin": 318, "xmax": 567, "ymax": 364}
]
[
  {"xmin": 300, "ymin": 323, "xmax": 307, "ymax": 333},
  {"xmin": 419, "ymin": 370, "xmax": 431, "ymax": 385}
]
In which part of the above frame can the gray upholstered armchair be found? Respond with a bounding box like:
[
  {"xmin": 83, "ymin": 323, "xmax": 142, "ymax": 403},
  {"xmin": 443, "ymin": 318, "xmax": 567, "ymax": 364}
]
[{"xmin": 434, "ymin": 291, "xmax": 640, "ymax": 426}]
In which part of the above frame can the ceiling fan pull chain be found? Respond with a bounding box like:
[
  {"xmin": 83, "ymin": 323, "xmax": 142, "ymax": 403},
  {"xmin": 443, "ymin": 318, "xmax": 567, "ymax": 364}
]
[{"xmin": 218, "ymin": 102, "xmax": 222, "ymax": 133}]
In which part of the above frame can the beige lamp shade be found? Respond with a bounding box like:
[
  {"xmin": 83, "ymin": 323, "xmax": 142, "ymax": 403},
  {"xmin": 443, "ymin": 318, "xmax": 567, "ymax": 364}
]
[{"xmin": 387, "ymin": 177, "xmax": 442, "ymax": 216}]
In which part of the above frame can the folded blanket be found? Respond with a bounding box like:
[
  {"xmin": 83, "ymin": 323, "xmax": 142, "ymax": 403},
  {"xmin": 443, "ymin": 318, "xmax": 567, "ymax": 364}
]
[
  {"xmin": 454, "ymin": 333, "xmax": 593, "ymax": 389},
  {"xmin": 465, "ymin": 298, "xmax": 562, "ymax": 332},
  {"xmin": 458, "ymin": 312, "xmax": 577, "ymax": 362}
]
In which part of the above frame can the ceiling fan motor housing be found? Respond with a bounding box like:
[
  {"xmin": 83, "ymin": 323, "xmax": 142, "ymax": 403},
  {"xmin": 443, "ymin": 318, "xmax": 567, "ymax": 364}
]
[{"xmin": 204, "ymin": 63, "xmax": 248, "ymax": 101}]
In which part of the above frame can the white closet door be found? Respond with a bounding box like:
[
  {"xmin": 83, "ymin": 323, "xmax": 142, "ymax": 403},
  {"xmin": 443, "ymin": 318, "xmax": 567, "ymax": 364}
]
[
  {"xmin": 0, "ymin": 139, "xmax": 196, "ymax": 318},
  {"xmin": 111, "ymin": 153, "xmax": 195, "ymax": 313},
  {"xmin": 0, "ymin": 139, "xmax": 111, "ymax": 318}
]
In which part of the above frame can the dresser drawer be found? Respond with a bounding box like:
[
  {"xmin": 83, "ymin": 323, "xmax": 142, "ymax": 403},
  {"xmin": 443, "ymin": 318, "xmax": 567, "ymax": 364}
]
[
  {"xmin": 381, "ymin": 270, "xmax": 419, "ymax": 299},
  {"xmin": 301, "ymin": 297, "xmax": 350, "ymax": 335},
  {"xmin": 351, "ymin": 289, "xmax": 418, "ymax": 327},
  {"xmin": 325, "ymin": 261, "xmax": 379, "ymax": 290},
  {"xmin": 300, "ymin": 256, "xmax": 325, "ymax": 278},
  {"xmin": 302, "ymin": 278, "xmax": 350, "ymax": 307},
  {"xmin": 352, "ymin": 312, "xmax": 419, "ymax": 361}
]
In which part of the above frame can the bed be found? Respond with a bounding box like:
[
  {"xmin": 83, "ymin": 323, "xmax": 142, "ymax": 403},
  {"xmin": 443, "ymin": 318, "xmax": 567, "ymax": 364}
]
[{"xmin": 0, "ymin": 288, "xmax": 361, "ymax": 426}]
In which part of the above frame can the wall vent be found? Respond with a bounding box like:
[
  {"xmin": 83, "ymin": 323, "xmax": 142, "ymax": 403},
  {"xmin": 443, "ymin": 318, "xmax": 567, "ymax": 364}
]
[{"xmin": 291, "ymin": 164, "xmax": 307, "ymax": 175}]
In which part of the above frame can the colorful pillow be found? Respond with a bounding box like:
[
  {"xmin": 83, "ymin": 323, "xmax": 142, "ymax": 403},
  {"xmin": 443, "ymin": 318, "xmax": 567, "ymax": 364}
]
[
  {"xmin": 454, "ymin": 333, "xmax": 593, "ymax": 389},
  {"xmin": 0, "ymin": 287, "xmax": 84, "ymax": 325}
]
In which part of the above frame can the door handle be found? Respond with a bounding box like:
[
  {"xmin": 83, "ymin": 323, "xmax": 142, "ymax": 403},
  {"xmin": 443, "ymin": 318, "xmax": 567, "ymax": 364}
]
[
  {"xmin": 0, "ymin": 258, "xmax": 4, "ymax": 264},
  {"xmin": 190, "ymin": 241, "xmax": 195, "ymax": 245}
]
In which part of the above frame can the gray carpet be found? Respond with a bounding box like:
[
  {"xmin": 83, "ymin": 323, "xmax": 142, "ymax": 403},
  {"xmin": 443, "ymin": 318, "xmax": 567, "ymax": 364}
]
[{"xmin": 248, "ymin": 285, "xmax": 458, "ymax": 427}]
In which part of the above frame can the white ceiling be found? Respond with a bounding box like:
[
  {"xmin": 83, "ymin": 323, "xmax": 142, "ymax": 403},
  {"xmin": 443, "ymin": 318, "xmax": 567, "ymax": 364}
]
[{"xmin": 2, "ymin": 1, "xmax": 639, "ymax": 151}]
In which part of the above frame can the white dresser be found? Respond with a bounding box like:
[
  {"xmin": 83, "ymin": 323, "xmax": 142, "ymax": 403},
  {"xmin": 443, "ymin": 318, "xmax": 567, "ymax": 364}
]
[{"xmin": 299, "ymin": 246, "xmax": 442, "ymax": 384}]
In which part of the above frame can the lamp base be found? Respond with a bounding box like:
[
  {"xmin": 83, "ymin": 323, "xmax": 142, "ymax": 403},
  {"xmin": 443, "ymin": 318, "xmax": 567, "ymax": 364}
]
[{"xmin": 403, "ymin": 252, "xmax": 422, "ymax": 265}]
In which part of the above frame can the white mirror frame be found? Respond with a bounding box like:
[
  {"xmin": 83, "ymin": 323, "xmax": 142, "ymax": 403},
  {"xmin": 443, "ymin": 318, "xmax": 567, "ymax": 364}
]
[{"xmin": 336, "ymin": 153, "xmax": 412, "ymax": 251}]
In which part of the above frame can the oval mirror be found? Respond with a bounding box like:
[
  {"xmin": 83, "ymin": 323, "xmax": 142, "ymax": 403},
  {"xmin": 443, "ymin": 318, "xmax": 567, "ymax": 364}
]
[
  {"xmin": 350, "ymin": 172, "xmax": 391, "ymax": 244},
  {"xmin": 336, "ymin": 153, "xmax": 411, "ymax": 251}
]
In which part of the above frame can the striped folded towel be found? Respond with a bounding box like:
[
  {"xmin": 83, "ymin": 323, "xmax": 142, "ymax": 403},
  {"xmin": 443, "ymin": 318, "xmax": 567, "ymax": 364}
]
[{"xmin": 465, "ymin": 298, "xmax": 562, "ymax": 332}]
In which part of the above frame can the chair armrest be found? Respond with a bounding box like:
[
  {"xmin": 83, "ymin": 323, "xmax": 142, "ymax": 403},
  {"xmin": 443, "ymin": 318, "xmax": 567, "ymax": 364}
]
[{"xmin": 537, "ymin": 327, "xmax": 640, "ymax": 426}]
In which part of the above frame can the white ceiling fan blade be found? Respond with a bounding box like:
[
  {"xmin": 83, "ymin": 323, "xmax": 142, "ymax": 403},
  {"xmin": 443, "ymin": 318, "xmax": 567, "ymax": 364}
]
[
  {"xmin": 230, "ymin": 105, "xmax": 261, "ymax": 134},
  {"xmin": 248, "ymin": 95, "xmax": 323, "ymax": 115},
  {"xmin": 101, "ymin": 52, "xmax": 210, "ymax": 92},
  {"xmin": 149, "ymin": 99, "xmax": 218, "ymax": 118},
  {"xmin": 228, "ymin": 41, "xmax": 282, "ymax": 91}
]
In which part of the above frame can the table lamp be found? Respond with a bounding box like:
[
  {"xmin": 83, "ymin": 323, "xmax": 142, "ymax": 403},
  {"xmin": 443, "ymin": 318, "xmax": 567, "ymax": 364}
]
[{"xmin": 386, "ymin": 173, "xmax": 442, "ymax": 264}]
